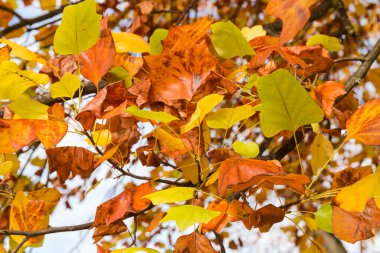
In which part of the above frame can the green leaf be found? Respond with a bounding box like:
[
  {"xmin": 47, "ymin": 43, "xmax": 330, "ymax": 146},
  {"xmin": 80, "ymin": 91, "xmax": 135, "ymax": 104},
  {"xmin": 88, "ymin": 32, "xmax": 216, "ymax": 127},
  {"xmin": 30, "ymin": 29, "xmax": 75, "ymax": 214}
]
[
  {"xmin": 50, "ymin": 73, "xmax": 81, "ymax": 98},
  {"xmin": 314, "ymin": 204, "xmax": 333, "ymax": 233},
  {"xmin": 211, "ymin": 20, "xmax": 255, "ymax": 59},
  {"xmin": 306, "ymin": 34, "xmax": 342, "ymax": 52},
  {"xmin": 126, "ymin": 105, "xmax": 179, "ymax": 124},
  {"xmin": 111, "ymin": 248, "xmax": 159, "ymax": 253},
  {"xmin": 160, "ymin": 205, "xmax": 221, "ymax": 231},
  {"xmin": 206, "ymin": 104, "xmax": 257, "ymax": 129},
  {"xmin": 105, "ymin": 66, "xmax": 132, "ymax": 88},
  {"xmin": 257, "ymin": 69, "xmax": 323, "ymax": 137},
  {"xmin": 181, "ymin": 94, "xmax": 224, "ymax": 133},
  {"xmin": 143, "ymin": 187, "xmax": 195, "ymax": 205},
  {"xmin": 112, "ymin": 32, "xmax": 150, "ymax": 53},
  {"xmin": 232, "ymin": 140, "xmax": 259, "ymax": 158},
  {"xmin": 311, "ymin": 133, "xmax": 333, "ymax": 174},
  {"xmin": 53, "ymin": 0, "xmax": 101, "ymax": 55},
  {"xmin": 241, "ymin": 25, "xmax": 266, "ymax": 41},
  {"xmin": 149, "ymin": 28, "xmax": 168, "ymax": 55},
  {"xmin": 0, "ymin": 61, "xmax": 49, "ymax": 100},
  {"xmin": 9, "ymin": 95, "xmax": 49, "ymax": 120}
]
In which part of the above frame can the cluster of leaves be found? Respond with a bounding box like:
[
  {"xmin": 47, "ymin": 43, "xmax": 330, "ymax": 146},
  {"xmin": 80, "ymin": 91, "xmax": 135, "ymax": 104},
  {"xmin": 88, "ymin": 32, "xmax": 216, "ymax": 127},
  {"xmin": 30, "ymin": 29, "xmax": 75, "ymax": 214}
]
[{"xmin": 0, "ymin": 0, "xmax": 380, "ymax": 252}]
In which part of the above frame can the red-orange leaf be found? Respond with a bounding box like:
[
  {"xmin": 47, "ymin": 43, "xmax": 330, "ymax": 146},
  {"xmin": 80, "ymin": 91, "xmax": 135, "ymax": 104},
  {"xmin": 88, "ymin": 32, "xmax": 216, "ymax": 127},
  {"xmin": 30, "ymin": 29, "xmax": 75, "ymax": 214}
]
[
  {"xmin": 315, "ymin": 81, "xmax": 346, "ymax": 118},
  {"xmin": 80, "ymin": 17, "xmax": 116, "ymax": 86},
  {"xmin": 346, "ymin": 99, "xmax": 380, "ymax": 145},
  {"xmin": 46, "ymin": 147, "xmax": 97, "ymax": 183},
  {"xmin": 174, "ymin": 231, "xmax": 216, "ymax": 253},
  {"xmin": 250, "ymin": 173, "xmax": 311, "ymax": 194},
  {"xmin": 218, "ymin": 158, "xmax": 283, "ymax": 196},
  {"xmin": 92, "ymin": 182, "xmax": 155, "ymax": 227},
  {"xmin": 266, "ymin": 0, "xmax": 319, "ymax": 44},
  {"xmin": 96, "ymin": 244, "xmax": 111, "ymax": 253}
]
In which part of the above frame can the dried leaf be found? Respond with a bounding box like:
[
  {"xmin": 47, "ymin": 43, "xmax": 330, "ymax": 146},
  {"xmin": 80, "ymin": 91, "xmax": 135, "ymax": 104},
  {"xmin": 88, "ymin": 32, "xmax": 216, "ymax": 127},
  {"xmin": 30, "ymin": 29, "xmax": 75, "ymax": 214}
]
[{"xmin": 174, "ymin": 231, "xmax": 216, "ymax": 253}]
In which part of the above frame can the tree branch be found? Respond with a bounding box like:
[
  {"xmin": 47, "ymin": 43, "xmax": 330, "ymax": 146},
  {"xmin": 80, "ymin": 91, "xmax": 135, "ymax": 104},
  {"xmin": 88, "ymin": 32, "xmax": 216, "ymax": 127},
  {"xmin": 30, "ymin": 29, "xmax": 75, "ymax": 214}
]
[
  {"xmin": 0, "ymin": 5, "xmax": 24, "ymax": 21},
  {"xmin": 331, "ymin": 0, "xmax": 356, "ymax": 36},
  {"xmin": 335, "ymin": 38, "xmax": 380, "ymax": 104},
  {"xmin": 0, "ymin": 6, "xmax": 65, "ymax": 37},
  {"xmin": 0, "ymin": 222, "xmax": 93, "ymax": 237}
]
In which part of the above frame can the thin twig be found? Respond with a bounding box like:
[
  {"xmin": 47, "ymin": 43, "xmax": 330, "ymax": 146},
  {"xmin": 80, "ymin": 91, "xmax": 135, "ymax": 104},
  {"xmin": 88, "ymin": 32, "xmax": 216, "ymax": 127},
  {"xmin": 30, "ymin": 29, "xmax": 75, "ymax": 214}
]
[
  {"xmin": 334, "ymin": 57, "xmax": 366, "ymax": 63},
  {"xmin": 11, "ymin": 235, "xmax": 30, "ymax": 253},
  {"xmin": 335, "ymin": 38, "xmax": 380, "ymax": 104}
]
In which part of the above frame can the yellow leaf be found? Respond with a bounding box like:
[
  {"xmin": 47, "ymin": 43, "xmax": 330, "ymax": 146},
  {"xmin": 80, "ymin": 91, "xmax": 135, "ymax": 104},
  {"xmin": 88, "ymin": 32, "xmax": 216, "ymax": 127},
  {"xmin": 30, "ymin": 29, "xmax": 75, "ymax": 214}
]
[
  {"xmin": 151, "ymin": 128, "xmax": 186, "ymax": 155},
  {"xmin": 206, "ymin": 104, "xmax": 257, "ymax": 129},
  {"xmin": 0, "ymin": 39, "xmax": 46, "ymax": 64},
  {"xmin": 232, "ymin": 140, "xmax": 259, "ymax": 158},
  {"xmin": 112, "ymin": 32, "xmax": 150, "ymax": 53},
  {"xmin": 0, "ymin": 153, "xmax": 19, "ymax": 175},
  {"xmin": 0, "ymin": 161, "xmax": 13, "ymax": 176},
  {"xmin": 87, "ymin": 129, "xmax": 112, "ymax": 147},
  {"xmin": 160, "ymin": 205, "xmax": 221, "ymax": 231},
  {"xmin": 94, "ymin": 144, "xmax": 119, "ymax": 168},
  {"xmin": 126, "ymin": 105, "xmax": 179, "ymax": 124},
  {"xmin": 50, "ymin": 73, "xmax": 81, "ymax": 98},
  {"xmin": 311, "ymin": 133, "xmax": 333, "ymax": 174},
  {"xmin": 27, "ymin": 188, "xmax": 61, "ymax": 214},
  {"xmin": 181, "ymin": 94, "xmax": 224, "ymax": 133},
  {"xmin": 0, "ymin": 61, "xmax": 49, "ymax": 100},
  {"xmin": 241, "ymin": 25, "xmax": 266, "ymax": 41},
  {"xmin": 10, "ymin": 192, "xmax": 49, "ymax": 248},
  {"xmin": 143, "ymin": 187, "xmax": 195, "ymax": 205},
  {"xmin": 53, "ymin": 0, "xmax": 101, "ymax": 55},
  {"xmin": 9, "ymin": 95, "xmax": 49, "ymax": 120},
  {"xmin": 335, "ymin": 171, "xmax": 380, "ymax": 212}
]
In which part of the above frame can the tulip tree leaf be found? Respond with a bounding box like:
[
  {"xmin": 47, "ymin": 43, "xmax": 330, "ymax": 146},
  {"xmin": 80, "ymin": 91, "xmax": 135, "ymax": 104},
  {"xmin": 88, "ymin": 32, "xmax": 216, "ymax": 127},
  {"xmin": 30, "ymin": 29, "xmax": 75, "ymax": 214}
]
[
  {"xmin": 143, "ymin": 187, "xmax": 195, "ymax": 205},
  {"xmin": 0, "ymin": 61, "xmax": 49, "ymax": 100},
  {"xmin": 160, "ymin": 205, "xmax": 221, "ymax": 231},
  {"xmin": 257, "ymin": 69, "xmax": 324, "ymax": 137},
  {"xmin": 126, "ymin": 105, "xmax": 179, "ymax": 124},
  {"xmin": 315, "ymin": 204, "xmax": 333, "ymax": 233},
  {"xmin": 9, "ymin": 95, "xmax": 49, "ymax": 120},
  {"xmin": 149, "ymin": 28, "xmax": 168, "ymax": 55},
  {"xmin": 54, "ymin": 0, "xmax": 101, "ymax": 55},
  {"xmin": 206, "ymin": 104, "xmax": 258, "ymax": 129},
  {"xmin": 306, "ymin": 34, "xmax": 342, "ymax": 52},
  {"xmin": 232, "ymin": 140, "xmax": 259, "ymax": 158},
  {"xmin": 50, "ymin": 73, "xmax": 81, "ymax": 98},
  {"xmin": 211, "ymin": 20, "xmax": 255, "ymax": 59}
]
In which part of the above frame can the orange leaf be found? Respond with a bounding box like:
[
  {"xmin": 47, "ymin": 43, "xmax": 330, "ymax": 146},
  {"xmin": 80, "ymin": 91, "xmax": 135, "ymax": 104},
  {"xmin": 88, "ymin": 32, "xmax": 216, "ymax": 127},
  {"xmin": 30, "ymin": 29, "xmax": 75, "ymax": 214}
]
[
  {"xmin": 332, "ymin": 199, "xmax": 380, "ymax": 243},
  {"xmin": 346, "ymin": 98, "xmax": 380, "ymax": 145},
  {"xmin": 80, "ymin": 17, "xmax": 116, "ymax": 86},
  {"xmin": 96, "ymin": 244, "xmax": 111, "ymax": 253},
  {"xmin": 174, "ymin": 231, "xmax": 216, "ymax": 253},
  {"xmin": 315, "ymin": 81, "xmax": 346, "ymax": 118},
  {"xmin": 0, "ymin": 45, "xmax": 10, "ymax": 62},
  {"xmin": 94, "ymin": 144, "xmax": 119, "ymax": 168},
  {"xmin": 202, "ymin": 200, "xmax": 253, "ymax": 233},
  {"xmin": 147, "ymin": 210, "xmax": 165, "ymax": 233},
  {"xmin": 92, "ymin": 182, "xmax": 155, "ymax": 227},
  {"xmin": 0, "ymin": 110, "xmax": 67, "ymax": 153},
  {"xmin": 266, "ymin": 0, "xmax": 319, "ymax": 44},
  {"xmin": 46, "ymin": 147, "xmax": 97, "ymax": 183},
  {"xmin": 218, "ymin": 158, "xmax": 283, "ymax": 196},
  {"xmin": 250, "ymin": 173, "xmax": 311, "ymax": 194},
  {"xmin": 93, "ymin": 220, "xmax": 128, "ymax": 242}
]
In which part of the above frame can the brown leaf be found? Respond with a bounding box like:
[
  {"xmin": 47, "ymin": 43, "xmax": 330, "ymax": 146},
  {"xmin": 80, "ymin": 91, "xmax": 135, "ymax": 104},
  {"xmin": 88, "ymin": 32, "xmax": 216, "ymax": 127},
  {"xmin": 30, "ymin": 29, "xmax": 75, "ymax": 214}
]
[
  {"xmin": 174, "ymin": 231, "xmax": 217, "ymax": 253},
  {"xmin": 250, "ymin": 173, "xmax": 311, "ymax": 194},
  {"xmin": 249, "ymin": 204, "xmax": 285, "ymax": 232},
  {"xmin": 266, "ymin": 0, "xmax": 319, "ymax": 44},
  {"xmin": 202, "ymin": 200, "xmax": 253, "ymax": 233},
  {"xmin": 218, "ymin": 158, "xmax": 283, "ymax": 196},
  {"xmin": 332, "ymin": 166, "xmax": 373, "ymax": 189},
  {"xmin": 315, "ymin": 81, "xmax": 346, "ymax": 118},
  {"xmin": 93, "ymin": 220, "xmax": 128, "ymax": 242},
  {"xmin": 75, "ymin": 81, "xmax": 136, "ymax": 130},
  {"xmin": 92, "ymin": 182, "xmax": 155, "ymax": 227},
  {"xmin": 40, "ymin": 55, "xmax": 78, "ymax": 82},
  {"xmin": 332, "ymin": 199, "xmax": 380, "ymax": 243},
  {"xmin": 80, "ymin": 17, "xmax": 116, "ymax": 87},
  {"xmin": 208, "ymin": 148, "xmax": 240, "ymax": 164},
  {"xmin": 46, "ymin": 147, "xmax": 97, "ymax": 183}
]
